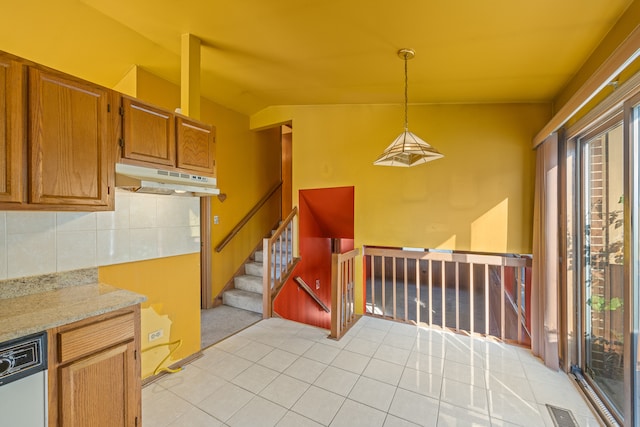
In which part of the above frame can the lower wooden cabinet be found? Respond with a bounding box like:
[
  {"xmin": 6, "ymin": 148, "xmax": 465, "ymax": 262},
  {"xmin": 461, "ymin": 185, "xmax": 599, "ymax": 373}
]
[{"xmin": 48, "ymin": 305, "xmax": 141, "ymax": 427}]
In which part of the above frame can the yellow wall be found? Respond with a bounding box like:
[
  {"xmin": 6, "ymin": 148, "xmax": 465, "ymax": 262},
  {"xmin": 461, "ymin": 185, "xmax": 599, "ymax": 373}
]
[
  {"xmin": 254, "ymin": 103, "xmax": 549, "ymax": 252},
  {"xmin": 98, "ymin": 254, "xmax": 200, "ymax": 375},
  {"xmin": 252, "ymin": 102, "xmax": 550, "ymax": 313}
]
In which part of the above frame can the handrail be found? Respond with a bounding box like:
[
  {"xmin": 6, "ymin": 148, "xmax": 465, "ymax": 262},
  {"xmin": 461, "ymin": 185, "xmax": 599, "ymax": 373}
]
[
  {"xmin": 293, "ymin": 276, "xmax": 330, "ymax": 313},
  {"xmin": 215, "ymin": 182, "xmax": 282, "ymax": 252},
  {"xmin": 363, "ymin": 246, "xmax": 532, "ymax": 268}
]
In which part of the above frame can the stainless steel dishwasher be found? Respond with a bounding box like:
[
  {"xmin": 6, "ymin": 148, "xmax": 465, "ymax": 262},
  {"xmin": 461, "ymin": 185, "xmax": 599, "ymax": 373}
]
[{"xmin": 0, "ymin": 331, "xmax": 48, "ymax": 426}]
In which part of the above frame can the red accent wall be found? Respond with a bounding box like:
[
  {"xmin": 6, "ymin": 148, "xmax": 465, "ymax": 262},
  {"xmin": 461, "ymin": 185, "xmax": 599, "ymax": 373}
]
[
  {"xmin": 339, "ymin": 239, "xmax": 355, "ymax": 252},
  {"xmin": 274, "ymin": 187, "xmax": 354, "ymax": 329}
]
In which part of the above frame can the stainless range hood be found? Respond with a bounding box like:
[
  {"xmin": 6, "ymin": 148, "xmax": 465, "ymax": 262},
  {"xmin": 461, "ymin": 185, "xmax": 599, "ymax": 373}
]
[{"xmin": 115, "ymin": 163, "xmax": 220, "ymax": 196}]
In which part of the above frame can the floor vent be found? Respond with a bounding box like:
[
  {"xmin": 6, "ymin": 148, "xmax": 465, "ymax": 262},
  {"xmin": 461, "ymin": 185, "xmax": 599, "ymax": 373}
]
[{"xmin": 546, "ymin": 404, "xmax": 579, "ymax": 427}]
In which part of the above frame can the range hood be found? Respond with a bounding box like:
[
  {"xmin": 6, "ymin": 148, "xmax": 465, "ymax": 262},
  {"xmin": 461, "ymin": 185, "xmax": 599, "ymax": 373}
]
[{"xmin": 115, "ymin": 163, "xmax": 220, "ymax": 196}]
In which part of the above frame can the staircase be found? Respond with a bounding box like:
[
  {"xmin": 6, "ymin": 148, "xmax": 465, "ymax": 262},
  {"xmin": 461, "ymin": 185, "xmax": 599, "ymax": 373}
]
[
  {"xmin": 222, "ymin": 249, "xmax": 266, "ymax": 314},
  {"xmin": 222, "ymin": 227, "xmax": 293, "ymax": 315}
]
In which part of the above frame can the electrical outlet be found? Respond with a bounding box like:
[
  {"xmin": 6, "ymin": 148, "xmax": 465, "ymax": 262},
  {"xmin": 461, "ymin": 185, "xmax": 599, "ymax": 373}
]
[
  {"xmin": 148, "ymin": 329, "xmax": 163, "ymax": 342},
  {"xmin": 213, "ymin": 215, "xmax": 219, "ymax": 225}
]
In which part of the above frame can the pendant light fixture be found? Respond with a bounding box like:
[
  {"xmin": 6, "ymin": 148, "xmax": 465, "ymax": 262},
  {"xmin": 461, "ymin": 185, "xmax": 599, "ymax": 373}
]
[{"xmin": 374, "ymin": 48, "xmax": 443, "ymax": 167}]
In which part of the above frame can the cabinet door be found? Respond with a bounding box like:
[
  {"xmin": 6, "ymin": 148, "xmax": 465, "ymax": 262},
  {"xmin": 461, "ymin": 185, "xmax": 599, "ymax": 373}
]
[
  {"xmin": 122, "ymin": 97, "xmax": 175, "ymax": 167},
  {"xmin": 28, "ymin": 67, "xmax": 113, "ymax": 209},
  {"xmin": 59, "ymin": 341, "xmax": 138, "ymax": 427},
  {"xmin": 176, "ymin": 116, "xmax": 216, "ymax": 176},
  {"xmin": 0, "ymin": 55, "xmax": 24, "ymax": 203}
]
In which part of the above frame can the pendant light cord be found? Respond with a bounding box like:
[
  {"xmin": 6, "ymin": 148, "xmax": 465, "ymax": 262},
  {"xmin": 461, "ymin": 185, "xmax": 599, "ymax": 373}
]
[{"xmin": 404, "ymin": 53, "xmax": 409, "ymax": 132}]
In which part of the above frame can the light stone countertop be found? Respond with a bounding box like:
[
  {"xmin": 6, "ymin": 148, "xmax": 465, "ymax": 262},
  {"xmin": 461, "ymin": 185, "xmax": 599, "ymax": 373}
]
[{"xmin": 0, "ymin": 269, "xmax": 146, "ymax": 343}]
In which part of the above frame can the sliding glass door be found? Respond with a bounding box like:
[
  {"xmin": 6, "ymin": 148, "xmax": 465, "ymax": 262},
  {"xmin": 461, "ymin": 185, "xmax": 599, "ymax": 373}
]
[
  {"xmin": 628, "ymin": 96, "xmax": 640, "ymax": 426},
  {"xmin": 581, "ymin": 118, "xmax": 625, "ymax": 417}
]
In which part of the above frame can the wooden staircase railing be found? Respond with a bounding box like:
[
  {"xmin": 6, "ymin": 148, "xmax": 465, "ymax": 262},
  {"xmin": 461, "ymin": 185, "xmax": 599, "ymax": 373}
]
[
  {"xmin": 215, "ymin": 182, "xmax": 282, "ymax": 253},
  {"xmin": 330, "ymin": 248, "xmax": 359, "ymax": 340},
  {"xmin": 293, "ymin": 276, "xmax": 330, "ymax": 313},
  {"xmin": 263, "ymin": 207, "xmax": 299, "ymax": 318},
  {"xmin": 363, "ymin": 246, "xmax": 532, "ymax": 346}
]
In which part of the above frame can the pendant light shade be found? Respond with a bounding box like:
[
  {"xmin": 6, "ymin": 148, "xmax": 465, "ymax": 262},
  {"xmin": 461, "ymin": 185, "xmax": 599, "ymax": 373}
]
[{"xmin": 374, "ymin": 48, "xmax": 443, "ymax": 167}]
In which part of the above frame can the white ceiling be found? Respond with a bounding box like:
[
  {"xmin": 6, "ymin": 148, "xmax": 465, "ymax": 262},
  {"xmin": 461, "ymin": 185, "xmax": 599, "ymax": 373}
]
[{"xmin": 0, "ymin": 0, "xmax": 635, "ymax": 115}]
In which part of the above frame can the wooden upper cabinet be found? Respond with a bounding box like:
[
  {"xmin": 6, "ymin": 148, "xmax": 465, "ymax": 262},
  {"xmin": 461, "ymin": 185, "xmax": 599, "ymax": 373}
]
[
  {"xmin": 0, "ymin": 54, "xmax": 25, "ymax": 204},
  {"xmin": 120, "ymin": 96, "xmax": 216, "ymax": 177},
  {"xmin": 28, "ymin": 67, "xmax": 114, "ymax": 209},
  {"xmin": 121, "ymin": 96, "xmax": 176, "ymax": 167},
  {"xmin": 176, "ymin": 116, "xmax": 216, "ymax": 176}
]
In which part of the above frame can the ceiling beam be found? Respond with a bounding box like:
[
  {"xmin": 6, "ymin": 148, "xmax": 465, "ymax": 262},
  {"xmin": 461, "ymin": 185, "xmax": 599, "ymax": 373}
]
[{"xmin": 181, "ymin": 33, "xmax": 201, "ymax": 119}]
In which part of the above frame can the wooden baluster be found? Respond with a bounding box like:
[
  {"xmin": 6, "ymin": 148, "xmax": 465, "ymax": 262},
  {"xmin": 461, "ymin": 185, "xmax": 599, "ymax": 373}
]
[
  {"xmin": 416, "ymin": 259, "xmax": 421, "ymax": 325},
  {"xmin": 441, "ymin": 261, "xmax": 446, "ymax": 329},
  {"xmin": 484, "ymin": 264, "xmax": 489, "ymax": 335},
  {"xmin": 428, "ymin": 260, "xmax": 433, "ymax": 326},
  {"xmin": 470, "ymin": 263, "xmax": 474, "ymax": 335},
  {"xmin": 404, "ymin": 259, "xmax": 408, "ymax": 323},
  {"xmin": 455, "ymin": 262, "xmax": 460, "ymax": 332},
  {"xmin": 381, "ymin": 257, "xmax": 386, "ymax": 317},
  {"xmin": 370, "ymin": 255, "xmax": 375, "ymax": 315},
  {"xmin": 517, "ymin": 266, "xmax": 523, "ymax": 344},
  {"xmin": 500, "ymin": 264, "xmax": 505, "ymax": 340},
  {"xmin": 392, "ymin": 257, "xmax": 397, "ymax": 320}
]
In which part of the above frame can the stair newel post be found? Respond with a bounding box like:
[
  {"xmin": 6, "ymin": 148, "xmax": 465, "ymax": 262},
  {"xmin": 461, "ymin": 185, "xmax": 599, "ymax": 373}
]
[
  {"xmin": 262, "ymin": 237, "xmax": 272, "ymax": 318},
  {"xmin": 330, "ymin": 253, "xmax": 340, "ymax": 339}
]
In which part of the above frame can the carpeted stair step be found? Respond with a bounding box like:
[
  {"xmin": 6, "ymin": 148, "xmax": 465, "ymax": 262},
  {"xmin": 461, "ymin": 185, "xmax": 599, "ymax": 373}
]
[
  {"xmin": 234, "ymin": 274, "xmax": 263, "ymax": 294},
  {"xmin": 222, "ymin": 289, "xmax": 263, "ymax": 314},
  {"xmin": 244, "ymin": 261, "xmax": 263, "ymax": 277}
]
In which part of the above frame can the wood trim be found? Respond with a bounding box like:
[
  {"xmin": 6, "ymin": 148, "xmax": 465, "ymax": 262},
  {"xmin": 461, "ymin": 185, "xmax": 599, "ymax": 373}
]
[
  {"xmin": 215, "ymin": 181, "xmax": 282, "ymax": 252},
  {"xmin": 200, "ymin": 197, "xmax": 213, "ymax": 308},
  {"xmin": 533, "ymin": 25, "xmax": 640, "ymax": 147},
  {"xmin": 565, "ymin": 68, "xmax": 640, "ymax": 140},
  {"xmin": 281, "ymin": 127, "xmax": 292, "ymax": 215}
]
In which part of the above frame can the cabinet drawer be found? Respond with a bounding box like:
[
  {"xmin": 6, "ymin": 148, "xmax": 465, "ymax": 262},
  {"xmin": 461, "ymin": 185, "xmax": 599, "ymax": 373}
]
[{"xmin": 57, "ymin": 312, "xmax": 134, "ymax": 363}]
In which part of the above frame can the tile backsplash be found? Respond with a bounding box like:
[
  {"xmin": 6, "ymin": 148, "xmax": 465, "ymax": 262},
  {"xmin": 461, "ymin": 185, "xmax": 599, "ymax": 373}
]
[{"xmin": 0, "ymin": 189, "xmax": 200, "ymax": 280}]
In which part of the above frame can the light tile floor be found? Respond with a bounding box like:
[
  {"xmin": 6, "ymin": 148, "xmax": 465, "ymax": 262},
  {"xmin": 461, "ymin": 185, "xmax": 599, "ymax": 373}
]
[{"xmin": 142, "ymin": 316, "xmax": 603, "ymax": 427}]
